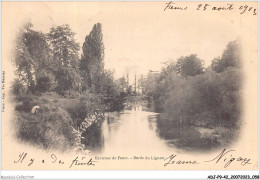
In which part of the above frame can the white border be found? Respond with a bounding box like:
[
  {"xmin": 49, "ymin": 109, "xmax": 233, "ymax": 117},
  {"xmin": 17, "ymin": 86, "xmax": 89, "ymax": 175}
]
[{"xmin": 0, "ymin": 0, "xmax": 259, "ymax": 179}]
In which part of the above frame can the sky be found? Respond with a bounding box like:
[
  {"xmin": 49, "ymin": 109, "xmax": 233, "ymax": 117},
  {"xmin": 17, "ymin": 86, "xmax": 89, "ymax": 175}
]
[{"xmin": 3, "ymin": 1, "xmax": 243, "ymax": 81}]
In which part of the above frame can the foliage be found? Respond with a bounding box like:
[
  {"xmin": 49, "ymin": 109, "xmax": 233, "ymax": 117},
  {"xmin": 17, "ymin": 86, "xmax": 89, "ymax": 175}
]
[
  {"xmin": 14, "ymin": 110, "xmax": 76, "ymax": 151},
  {"xmin": 35, "ymin": 70, "xmax": 56, "ymax": 93},
  {"xmin": 116, "ymin": 76, "xmax": 128, "ymax": 93},
  {"xmin": 11, "ymin": 79, "xmax": 27, "ymax": 96},
  {"xmin": 164, "ymin": 66, "xmax": 241, "ymax": 127},
  {"xmin": 139, "ymin": 63, "xmax": 182, "ymax": 109},
  {"xmin": 142, "ymin": 72, "xmax": 160, "ymax": 98},
  {"xmin": 100, "ymin": 70, "xmax": 118, "ymax": 97},
  {"xmin": 13, "ymin": 93, "xmax": 79, "ymax": 151},
  {"xmin": 80, "ymin": 23, "xmax": 104, "ymax": 92},
  {"xmin": 12, "ymin": 22, "xmax": 127, "ymax": 152},
  {"xmin": 13, "ymin": 22, "xmax": 50, "ymax": 93},
  {"xmin": 212, "ymin": 40, "xmax": 241, "ymax": 73},
  {"xmin": 55, "ymin": 67, "xmax": 82, "ymax": 93},
  {"xmin": 47, "ymin": 24, "xmax": 80, "ymax": 68},
  {"xmin": 46, "ymin": 24, "xmax": 81, "ymax": 94},
  {"xmin": 176, "ymin": 54, "xmax": 204, "ymax": 77},
  {"xmin": 15, "ymin": 95, "xmax": 38, "ymax": 112},
  {"xmin": 142, "ymin": 41, "xmax": 242, "ymax": 130},
  {"xmin": 12, "ymin": 20, "xmax": 242, "ymax": 152}
]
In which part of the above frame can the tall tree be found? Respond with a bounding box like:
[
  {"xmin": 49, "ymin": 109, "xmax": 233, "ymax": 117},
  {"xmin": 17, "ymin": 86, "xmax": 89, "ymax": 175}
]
[{"xmin": 80, "ymin": 23, "xmax": 104, "ymax": 92}]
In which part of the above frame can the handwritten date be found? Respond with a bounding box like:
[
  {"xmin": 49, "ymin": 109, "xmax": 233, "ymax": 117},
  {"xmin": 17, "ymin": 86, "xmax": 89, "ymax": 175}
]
[{"xmin": 164, "ymin": 1, "xmax": 257, "ymax": 15}]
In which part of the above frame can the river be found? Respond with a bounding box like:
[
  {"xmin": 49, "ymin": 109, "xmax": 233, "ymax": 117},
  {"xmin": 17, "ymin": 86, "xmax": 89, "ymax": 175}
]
[{"xmin": 83, "ymin": 104, "xmax": 181, "ymax": 155}]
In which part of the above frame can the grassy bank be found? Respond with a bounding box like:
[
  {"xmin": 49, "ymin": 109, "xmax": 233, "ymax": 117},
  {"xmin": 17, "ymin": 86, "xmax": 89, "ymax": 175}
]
[{"xmin": 13, "ymin": 91, "xmax": 106, "ymax": 152}]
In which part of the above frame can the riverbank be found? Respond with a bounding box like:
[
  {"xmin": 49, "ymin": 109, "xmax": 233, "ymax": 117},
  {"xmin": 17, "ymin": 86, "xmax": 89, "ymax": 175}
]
[
  {"xmin": 13, "ymin": 91, "xmax": 106, "ymax": 152},
  {"xmin": 156, "ymin": 114, "xmax": 239, "ymax": 151}
]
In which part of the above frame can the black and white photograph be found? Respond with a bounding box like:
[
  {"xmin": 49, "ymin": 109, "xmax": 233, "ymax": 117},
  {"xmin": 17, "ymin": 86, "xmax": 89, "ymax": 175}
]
[{"xmin": 1, "ymin": 1, "xmax": 258, "ymax": 175}]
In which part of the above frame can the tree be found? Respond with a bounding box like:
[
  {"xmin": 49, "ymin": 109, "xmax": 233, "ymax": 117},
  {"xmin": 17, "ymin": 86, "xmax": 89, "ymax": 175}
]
[
  {"xmin": 212, "ymin": 40, "xmax": 241, "ymax": 73},
  {"xmin": 137, "ymin": 75, "xmax": 145, "ymax": 94},
  {"xmin": 13, "ymin": 22, "xmax": 51, "ymax": 93},
  {"xmin": 35, "ymin": 70, "xmax": 56, "ymax": 93},
  {"xmin": 47, "ymin": 24, "xmax": 81, "ymax": 93},
  {"xmin": 11, "ymin": 79, "xmax": 26, "ymax": 96},
  {"xmin": 23, "ymin": 27, "xmax": 51, "ymax": 73},
  {"xmin": 144, "ymin": 72, "xmax": 160, "ymax": 99},
  {"xmin": 125, "ymin": 67, "xmax": 130, "ymax": 87},
  {"xmin": 100, "ymin": 70, "xmax": 117, "ymax": 98},
  {"xmin": 116, "ymin": 76, "xmax": 128, "ymax": 93},
  {"xmin": 176, "ymin": 54, "xmax": 204, "ymax": 77},
  {"xmin": 80, "ymin": 23, "xmax": 104, "ymax": 92},
  {"xmin": 47, "ymin": 24, "xmax": 80, "ymax": 68},
  {"xmin": 55, "ymin": 67, "xmax": 81, "ymax": 93}
]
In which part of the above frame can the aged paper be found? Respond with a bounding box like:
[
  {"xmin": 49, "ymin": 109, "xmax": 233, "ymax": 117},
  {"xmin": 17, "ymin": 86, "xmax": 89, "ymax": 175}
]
[{"xmin": 1, "ymin": 1, "xmax": 258, "ymax": 171}]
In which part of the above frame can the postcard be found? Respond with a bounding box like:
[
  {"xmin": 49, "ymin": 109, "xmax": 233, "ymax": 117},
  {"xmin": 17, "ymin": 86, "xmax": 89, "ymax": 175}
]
[{"xmin": 1, "ymin": 1, "xmax": 258, "ymax": 172}]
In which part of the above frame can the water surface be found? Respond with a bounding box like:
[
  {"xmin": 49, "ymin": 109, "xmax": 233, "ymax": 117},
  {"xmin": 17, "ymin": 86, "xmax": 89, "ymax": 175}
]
[{"xmin": 83, "ymin": 105, "xmax": 179, "ymax": 154}]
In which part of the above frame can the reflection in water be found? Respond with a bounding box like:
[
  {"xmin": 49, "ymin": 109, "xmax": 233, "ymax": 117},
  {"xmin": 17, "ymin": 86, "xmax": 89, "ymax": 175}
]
[
  {"xmin": 83, "ymin": 105, "xmax": 178, "ymax": 154},
  {"xmin": 148, "ymin": 115, "xmax": 158, "ymax": 131},
  {"xmin": 81, "ymin": 122, "xmax": 104, "ymax": 153},
  {"xmin": 82, "ymin": 104, "xmax": 225, "ymax": 153}
]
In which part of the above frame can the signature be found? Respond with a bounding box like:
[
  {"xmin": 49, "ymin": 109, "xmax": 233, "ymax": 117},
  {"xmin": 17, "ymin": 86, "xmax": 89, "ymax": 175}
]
[
  {"xmin": 164, "ymin": 148, "xmax": 251, "ymax": 168},
  {"xmin": 205, "ymin": 148, "xmax": 251, "ymax": 168}
]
